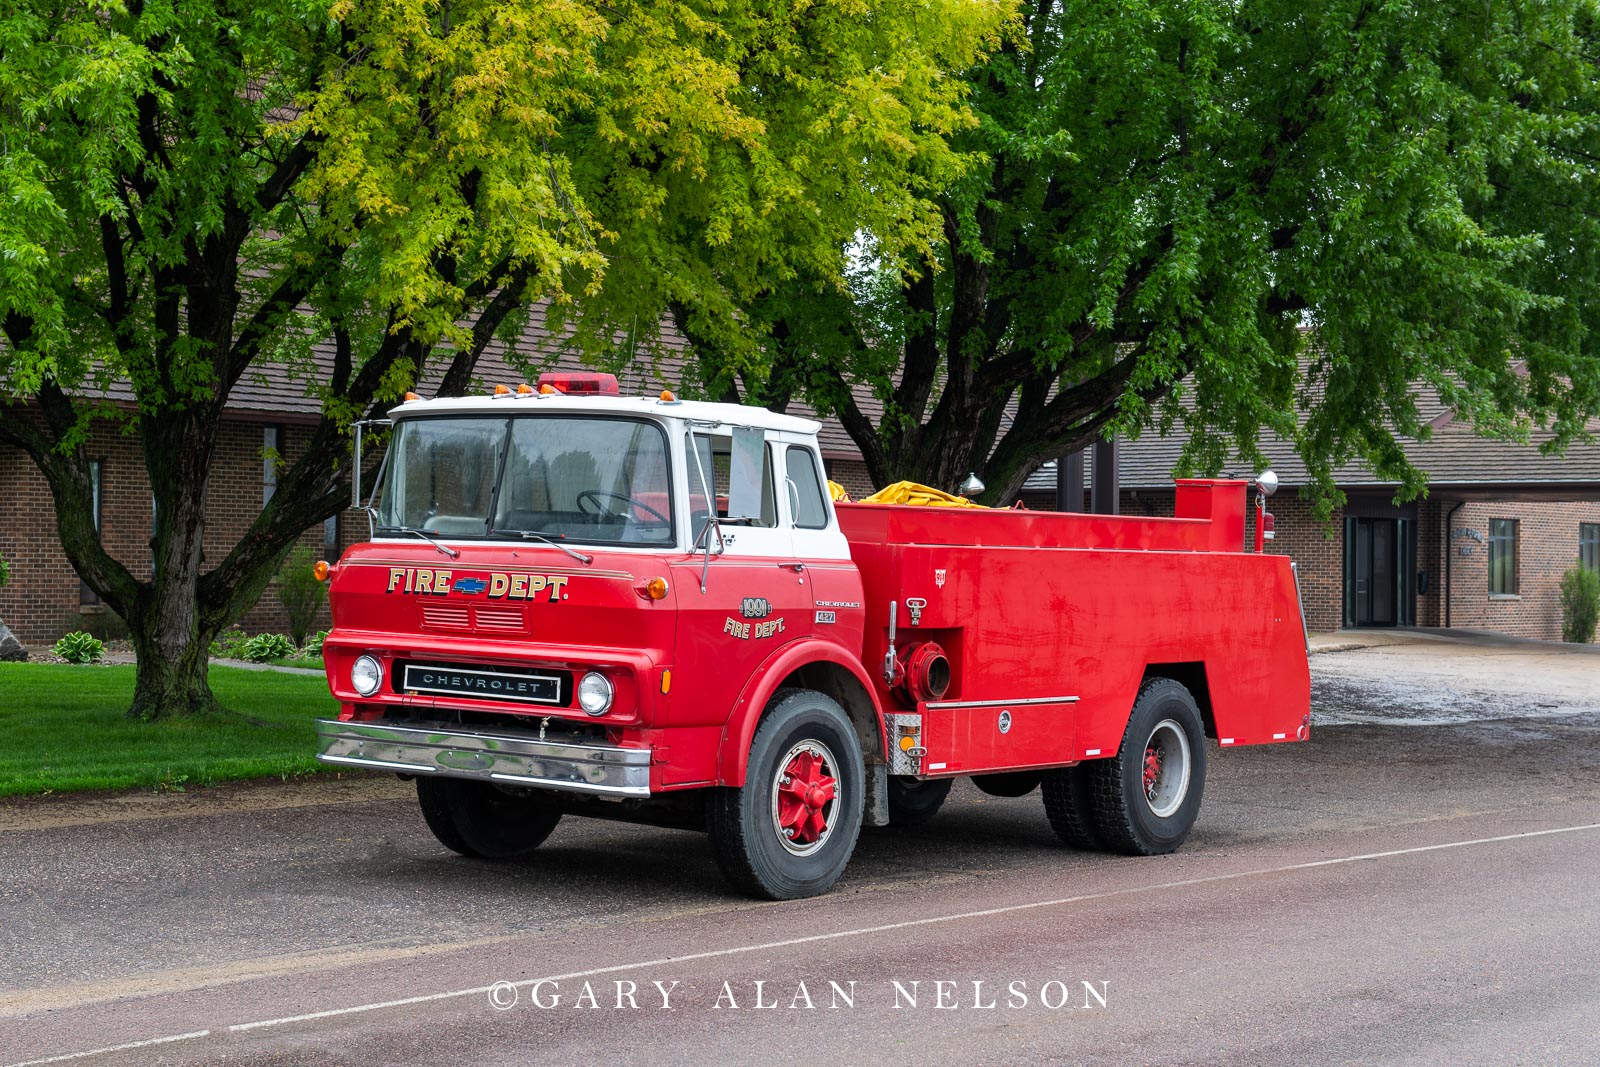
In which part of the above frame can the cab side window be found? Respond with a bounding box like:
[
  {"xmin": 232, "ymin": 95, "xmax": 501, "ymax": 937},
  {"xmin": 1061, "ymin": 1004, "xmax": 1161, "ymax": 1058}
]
[
  {"xmin": 687, "ymin": 433, "xmax": 777, "ymax": 537},
  {"xmin": 785, "ymin": 446, "xmax": 829, "ymax": 529}
]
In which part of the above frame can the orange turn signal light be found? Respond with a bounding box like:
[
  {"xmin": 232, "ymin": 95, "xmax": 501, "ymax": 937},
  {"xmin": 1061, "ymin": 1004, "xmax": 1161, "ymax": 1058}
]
[
  {"xmin": 313, "ymin": 560, "xmax": 330, "ymax": 582},
  {"xmin": 643, "ymin": 576, "xmax": 669, "ymax": 600},
  {"xmin": 403, "ymin": 391, "xmax": 421, "ymax": 402},
  {"xmin": 899, "ymin": 735, "xmax": 917, "ymax": 752}
]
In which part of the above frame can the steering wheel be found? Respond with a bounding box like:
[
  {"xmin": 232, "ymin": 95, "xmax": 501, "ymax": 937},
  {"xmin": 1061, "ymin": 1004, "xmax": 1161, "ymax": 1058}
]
[{"xmin": 576, "ymin": 489, "xmax": 669, "ymax": 525}]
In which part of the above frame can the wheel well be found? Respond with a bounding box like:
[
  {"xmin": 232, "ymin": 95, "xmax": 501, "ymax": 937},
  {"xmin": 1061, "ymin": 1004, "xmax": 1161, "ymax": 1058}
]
[
  {"xmin": 780, "ymin": 661, "xmax": 885, "ymax": 766},
  {"xmin": 1142, "ymin": 662, "xmax": 1216, "ymax": 738}
]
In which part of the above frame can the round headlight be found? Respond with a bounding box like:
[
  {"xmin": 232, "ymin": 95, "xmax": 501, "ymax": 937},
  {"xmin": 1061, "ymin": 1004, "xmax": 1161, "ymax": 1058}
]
[
  {"xmin": 577, "ymin": 671, "xmax": 614, "ymax": 716},
  {"xmin": 351, "ymin": 655, "xmax": 383, "ymax": 697}
]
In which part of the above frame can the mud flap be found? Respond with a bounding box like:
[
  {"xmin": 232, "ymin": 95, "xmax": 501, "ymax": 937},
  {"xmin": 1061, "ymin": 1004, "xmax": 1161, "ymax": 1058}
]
[{"xmin": 863, "ymin": 763, "xmax": 891, "ymax": 827}]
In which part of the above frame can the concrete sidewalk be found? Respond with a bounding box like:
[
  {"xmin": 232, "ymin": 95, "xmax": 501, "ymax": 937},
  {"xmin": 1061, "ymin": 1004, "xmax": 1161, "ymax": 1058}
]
[{"xmin": 1309, "ymin": 626, "xmax": 1600, "ymax": 656}]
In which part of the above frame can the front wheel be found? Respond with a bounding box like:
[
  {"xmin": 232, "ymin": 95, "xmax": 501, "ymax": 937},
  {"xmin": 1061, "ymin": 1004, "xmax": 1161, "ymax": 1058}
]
[
  {"xmin": 709, "ymin": 690, "xmax": 865, "ymax": 899},
  {"xmin": 1089, "ymin": 677, "xmax": 1207, "ymax": 856},
  {"xmin": 416, "ymin": 778, "xmax": 562, "ymax": 860}
]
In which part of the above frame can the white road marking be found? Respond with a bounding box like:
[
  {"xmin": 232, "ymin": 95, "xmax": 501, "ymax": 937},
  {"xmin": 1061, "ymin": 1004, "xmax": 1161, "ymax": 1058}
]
[
  {"xmin": 10, "ymin": 820, "xmax": 1600, "ymax": 1064},
  {"xmin": 4, "ymin": 1031, "xmax": 211, "ymax": 1067}
]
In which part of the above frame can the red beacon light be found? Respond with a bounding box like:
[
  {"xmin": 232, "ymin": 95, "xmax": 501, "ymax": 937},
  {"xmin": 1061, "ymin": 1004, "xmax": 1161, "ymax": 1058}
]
[{"xmin": 535, "ymin": 372, "xmax": 620, "ymax": 396}]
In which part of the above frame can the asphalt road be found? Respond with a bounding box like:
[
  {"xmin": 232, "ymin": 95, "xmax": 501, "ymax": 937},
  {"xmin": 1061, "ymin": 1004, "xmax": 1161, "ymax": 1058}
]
[{"xmin": 3, "ymin": 644, "xmax": 1599, "ymax": 1066}]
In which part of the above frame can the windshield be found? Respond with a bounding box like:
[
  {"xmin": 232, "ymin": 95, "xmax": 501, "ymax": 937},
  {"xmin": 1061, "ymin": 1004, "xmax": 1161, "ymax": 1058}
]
[{"xmin": 376, "ymin": 415, "xmax": 674, "ymax": 546}]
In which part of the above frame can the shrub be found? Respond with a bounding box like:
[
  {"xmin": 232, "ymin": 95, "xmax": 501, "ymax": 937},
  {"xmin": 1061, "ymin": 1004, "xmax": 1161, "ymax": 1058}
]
[
  {"xmin": 275, "ymin": 545, "xmax": 329, "ymax": 648},
  {"xmin": 209, "ymin": 626, "xmax": 250, "ymax": 659},
  {"xmin": 242, "ymin": 633, "xmax": 296, "ymax": 663},
  {"xmin": 54, "ymin": 631, "xmax": 105, "ymax": 664},
  {"xmin": 1560, "ymin": 565, "xmax": 1600, "ymax": 644},
  {"xmin": 301, "ymin": 630, "xmax": 328, "ymax": 658}
]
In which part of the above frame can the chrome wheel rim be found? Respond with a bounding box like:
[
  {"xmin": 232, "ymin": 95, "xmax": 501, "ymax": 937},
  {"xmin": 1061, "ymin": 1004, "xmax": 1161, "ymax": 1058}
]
[
  {"xmin": 1142, "ymin": 718, "xmax": 1191, "ymax": 818},
  {"xmin": 771, "ymin": 740, "xmax": 840, "ymax": 857}
]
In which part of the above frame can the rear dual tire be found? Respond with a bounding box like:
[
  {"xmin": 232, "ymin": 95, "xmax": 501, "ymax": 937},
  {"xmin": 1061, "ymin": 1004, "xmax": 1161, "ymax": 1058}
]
[{"xmin": 1044, "ymin": 677, "xmax": 1206, "ymax": 855}]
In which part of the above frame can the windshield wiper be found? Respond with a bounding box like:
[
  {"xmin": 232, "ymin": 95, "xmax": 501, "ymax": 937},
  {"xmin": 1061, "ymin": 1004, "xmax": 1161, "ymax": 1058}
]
[
  {"xmin": 375, "ymin": 525, "xmax": 461, "ymax": 559},
  {"xmin": 508, "ymin": 530, "xmax": 593, "ymax": 566}
]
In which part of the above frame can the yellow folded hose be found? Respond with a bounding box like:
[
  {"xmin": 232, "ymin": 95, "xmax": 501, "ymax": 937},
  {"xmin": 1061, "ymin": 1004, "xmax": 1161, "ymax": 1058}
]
[{"xmin": 859, "ymin": 481, "xmax": 988, "ymax": 508}]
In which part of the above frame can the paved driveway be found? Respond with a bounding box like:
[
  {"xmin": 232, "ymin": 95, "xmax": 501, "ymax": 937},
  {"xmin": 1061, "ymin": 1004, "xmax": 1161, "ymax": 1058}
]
[{"xmin": 1312, "ymin": 630, "xmax": 1600, "ymax": 727}]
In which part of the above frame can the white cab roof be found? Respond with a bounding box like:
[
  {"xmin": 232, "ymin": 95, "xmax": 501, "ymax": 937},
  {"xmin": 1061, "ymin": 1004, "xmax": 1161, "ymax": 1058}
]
[{"xmin": 387, "ymin": 392, "xmax": 822, "ymax": 436}]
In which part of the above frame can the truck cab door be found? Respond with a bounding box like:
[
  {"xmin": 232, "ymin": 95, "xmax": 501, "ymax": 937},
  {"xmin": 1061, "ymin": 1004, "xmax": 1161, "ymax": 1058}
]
[{"xmin": 667, "ymin": 430, "xmax": 812, "ymax": 774}]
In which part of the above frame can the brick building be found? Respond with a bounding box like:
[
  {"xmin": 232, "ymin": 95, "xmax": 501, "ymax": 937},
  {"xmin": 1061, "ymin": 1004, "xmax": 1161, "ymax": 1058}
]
[
  {"xmin": 1018, "ymin": 415, "xmax": 1600, "ymax": 641},
  {"xmin": 0, "ymin": 330, "xmax": 877, "ymax": 645},
  {"xmin": 5, "ymin": 328, "xmax": 1595, "ymax": 644}
]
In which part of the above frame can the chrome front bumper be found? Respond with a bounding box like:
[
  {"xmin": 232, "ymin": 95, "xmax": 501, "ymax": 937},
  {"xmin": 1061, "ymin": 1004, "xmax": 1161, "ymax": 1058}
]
[{"xmin": 315, "ymin": 719, "xmax": 652, "ymax": 798}]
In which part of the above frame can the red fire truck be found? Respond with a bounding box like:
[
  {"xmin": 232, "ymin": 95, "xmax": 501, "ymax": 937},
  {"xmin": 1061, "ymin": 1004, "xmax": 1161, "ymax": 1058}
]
[{"xmin": 316, "ymin": 374, "xmax": 1311, "ymax": 899}]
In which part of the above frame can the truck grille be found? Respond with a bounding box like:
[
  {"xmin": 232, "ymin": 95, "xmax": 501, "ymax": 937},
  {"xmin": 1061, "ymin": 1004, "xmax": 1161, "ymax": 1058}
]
[
  {"xmin": 473, "ymin": 607, "xmax": 526, "ymax": 633},
  {"xmin": 418, "ymin": 604, "xmax": 527, "ymax": 635},
  {"xmin": 421, "ymin": 605, "xmax": 470, "ymax": 629}
]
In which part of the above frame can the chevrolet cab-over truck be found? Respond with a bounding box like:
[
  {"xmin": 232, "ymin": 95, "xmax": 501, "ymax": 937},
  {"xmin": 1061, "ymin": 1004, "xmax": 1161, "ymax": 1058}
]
[{"xmin": 316, "ymin": 374, "xmax": 1312, "ymax": 899}]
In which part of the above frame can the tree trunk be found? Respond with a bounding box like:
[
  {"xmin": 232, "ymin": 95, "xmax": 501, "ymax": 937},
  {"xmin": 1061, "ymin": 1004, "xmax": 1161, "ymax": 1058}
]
[
  {"xmin": 126, "ymin": 408, "xmax": 222, "ymax": 721},
  {"xmin": 127, "ymin": 617, "xmax": 220, "ymax": 720}
]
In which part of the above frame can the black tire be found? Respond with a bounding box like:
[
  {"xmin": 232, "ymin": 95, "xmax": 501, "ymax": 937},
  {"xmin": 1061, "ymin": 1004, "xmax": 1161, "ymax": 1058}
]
[
  {"xmin": 415, "ymin": 777, "xmax": 562, "ymax": 860},
  {"xmin": 709, "ymin": 690, "xmax": 865, "ymax": 899},
  {"xmin": 972, "ymin": 771, "xmax": 1044, "ymax": 798},
  {"xmin": 1089, "ymin": 677, "xmax": 1207, "ymax": 856},
  {"xmin": 886, "ymin": 776, "xmax": 952, "ymax": 826},
  {"xmin": 1041, "ymin": 764, "xmax": 1101, "ymax": 849}
]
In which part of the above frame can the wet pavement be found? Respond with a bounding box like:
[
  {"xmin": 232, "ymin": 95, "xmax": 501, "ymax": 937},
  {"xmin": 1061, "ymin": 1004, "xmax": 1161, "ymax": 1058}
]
[
  {"xmin": 1311, "ymin": 630, "xmax": 1600, "ymax": 726},
  {"xmin": 1, "ymin": 631, "xmax": 1597, "ymax": 1066}
]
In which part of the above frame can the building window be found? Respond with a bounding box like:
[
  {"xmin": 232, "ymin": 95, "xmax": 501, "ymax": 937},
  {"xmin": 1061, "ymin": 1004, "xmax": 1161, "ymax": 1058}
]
[
  {"xmin": 80, "ymin": 460, "xmax": 104, "ymax": 607},
  {"xmin": 1488, "ymin": 519, "xmax": 1519, "ymax": 595},
  {"xmin": 1582, "ymin": 523, "xmax": 1600, "ymax": 573},
  {"xmin": 263, "ymin": 426, "xmax": 281, "ymax": 506},
  {"xmin": 323, "ymin": 514, "xmax": 339, "ymax": 553}
]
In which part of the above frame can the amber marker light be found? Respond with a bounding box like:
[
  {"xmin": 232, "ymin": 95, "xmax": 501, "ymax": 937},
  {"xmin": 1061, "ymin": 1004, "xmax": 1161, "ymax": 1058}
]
[
  {"xmin": 659, "ymin": 390, "xmax": 676, "ymax": 402},
  {"xmin": 403, "ymin": 391, "xmax": 421, "ymax": 402},
  {"xmin": 313, "ymin": 560, "xmax": 331, "ymax": 582},
  {"xmin": 899, "ymin": 735, "xmax": 917, "ymax": 752},
  {"xmin": 539, "ymin": 383, "xmax": 557, "ymax": 395},
  {"xmin": 493, "ymin": 383, "xmax": 511, "ymax": 396},
  {"xmin": 660, "ymin": 669, "xmax": 672, "ymax": 695},
  {"xmin": 516, "ymin": 383, "xmax": 533, "ymax": 395}
]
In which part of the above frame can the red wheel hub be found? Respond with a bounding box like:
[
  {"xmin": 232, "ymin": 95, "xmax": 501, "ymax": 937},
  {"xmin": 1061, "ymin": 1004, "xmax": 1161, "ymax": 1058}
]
[
  {"xmin": 777, "ymin": 748, "xmax": 836, "ymax": 845},
  {"xmin": 1143, "ymin": 746, "xmax": 1163, "ymax": 796}
]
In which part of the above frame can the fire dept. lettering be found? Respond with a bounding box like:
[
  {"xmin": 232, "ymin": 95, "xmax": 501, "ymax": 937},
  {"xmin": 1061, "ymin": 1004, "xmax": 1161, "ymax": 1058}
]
[
  {"xmin": 723, "ymin": 616, "xmax": 785, "ymax": 640},
  {"xmin": 386, "ymin": 568, "xmax": 570, "ymax": 602}
]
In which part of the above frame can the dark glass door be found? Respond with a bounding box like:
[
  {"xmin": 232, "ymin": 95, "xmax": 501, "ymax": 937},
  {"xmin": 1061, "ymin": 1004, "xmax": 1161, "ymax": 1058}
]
[{"xmin": 1351, "ymin": 517, "xmax": 1398, "ymax": 627}]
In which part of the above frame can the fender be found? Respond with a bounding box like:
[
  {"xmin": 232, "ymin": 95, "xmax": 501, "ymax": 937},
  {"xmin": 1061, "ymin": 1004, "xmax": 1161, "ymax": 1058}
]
[{"xmin": 716, "ymin": 637, "xmax": 888, "ymax": 787}]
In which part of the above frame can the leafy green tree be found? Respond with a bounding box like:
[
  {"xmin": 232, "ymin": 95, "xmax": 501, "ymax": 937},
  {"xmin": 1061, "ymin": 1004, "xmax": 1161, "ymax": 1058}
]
[
  {"xmin": 275, "ymin": 545, "xmax": 328, "ymax": 649},
  {"xmin": 684, "ymin": 0, "xmax": 1600, "ymax": 507},
  {"xmin": 0, "ymin": 0, "xmax": 1002, "ymax": 718}
]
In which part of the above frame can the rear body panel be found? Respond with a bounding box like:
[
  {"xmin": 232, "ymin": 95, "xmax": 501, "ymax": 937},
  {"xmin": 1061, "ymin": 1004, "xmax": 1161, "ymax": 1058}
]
[{"xmin": 837, "ymin": 480, "xmax": 1311, "ymax": 776}]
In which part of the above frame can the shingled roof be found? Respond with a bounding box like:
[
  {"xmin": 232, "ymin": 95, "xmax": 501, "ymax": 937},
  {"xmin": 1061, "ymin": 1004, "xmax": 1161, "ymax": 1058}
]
[
  {"xmin": 39, "ymin": 307, "xmax": 876, "ymax": 460},
  {"xmin": 1023, "ymin": 407, "xmax": 1600, "ymax": 495}
]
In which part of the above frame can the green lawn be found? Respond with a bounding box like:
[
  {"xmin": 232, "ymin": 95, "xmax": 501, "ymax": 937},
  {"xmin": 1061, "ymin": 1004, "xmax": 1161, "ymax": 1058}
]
[{"xmin": 0, "ymin": 663, "xmax": 341, "ymax": 797}]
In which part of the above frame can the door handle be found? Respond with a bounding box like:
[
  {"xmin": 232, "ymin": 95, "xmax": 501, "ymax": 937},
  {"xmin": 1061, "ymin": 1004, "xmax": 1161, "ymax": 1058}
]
[{"xmin": 778, "ymin": 562, "xmax": 806, "ymax": 573}]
